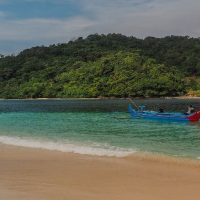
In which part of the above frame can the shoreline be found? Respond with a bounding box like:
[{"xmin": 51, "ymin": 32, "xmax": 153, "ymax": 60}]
[
  {"xmin": 0, "ymin": 135, "xmax": 199, "ymax": 160},
  {"xmin": 0, "ymin": 96, "xmax": 200, "ymax": 100},
  {"xmin": 0, "ymin": 144, "xmax": 200, "ymax": 200}
]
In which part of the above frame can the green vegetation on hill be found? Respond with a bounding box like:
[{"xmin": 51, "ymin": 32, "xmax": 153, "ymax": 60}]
[{"xmin": 1, "ymin": 34, "xmax": 200, "ymax": 98}]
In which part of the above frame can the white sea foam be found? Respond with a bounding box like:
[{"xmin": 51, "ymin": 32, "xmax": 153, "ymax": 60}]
[{"xmin": 0, "ymin": 136, "xmax": 136, "ymax": 157}]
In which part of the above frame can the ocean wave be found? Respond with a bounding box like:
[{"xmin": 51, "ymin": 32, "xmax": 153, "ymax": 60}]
[{"xmin": 0, "ymin": 136, "xmax": 136, "ymax": 157}]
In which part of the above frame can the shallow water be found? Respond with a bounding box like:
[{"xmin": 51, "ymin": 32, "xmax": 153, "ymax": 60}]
[{"xmin": 0, "ymin": 99, "xmax": 200, "ymax": 158}]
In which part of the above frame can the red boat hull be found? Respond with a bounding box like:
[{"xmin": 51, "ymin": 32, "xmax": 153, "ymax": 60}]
[{"xmin": 187, "ymin": 111, "xmax": 200, "ymax": 122}]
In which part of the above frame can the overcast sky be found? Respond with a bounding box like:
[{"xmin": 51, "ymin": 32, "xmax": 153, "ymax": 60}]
[{"xmin": 0, "ymin": 0, "xmax": 200, "ymax": 54}]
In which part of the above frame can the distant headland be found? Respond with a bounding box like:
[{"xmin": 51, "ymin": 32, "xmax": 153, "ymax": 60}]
[{"xmin": 1, "ymin": 34, "xmax": 200, "ymax": 99}]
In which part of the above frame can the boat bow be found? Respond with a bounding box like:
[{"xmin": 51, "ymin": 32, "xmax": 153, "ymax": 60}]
[{"xmin": 187, "ymin": 111, "xmax": 200, "ymax": 122}]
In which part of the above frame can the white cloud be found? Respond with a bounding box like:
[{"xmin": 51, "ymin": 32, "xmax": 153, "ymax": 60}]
[
  {"xmin": 80, "ymin": 0, "xmax": 200, "ymax": 38},
  {"xmin": 0, "ymin": 17, "xmax": 94, "ymax": 41},
  {"xmin": 0, "ymin": 0, "xmax": 200, "ymax": 54}
]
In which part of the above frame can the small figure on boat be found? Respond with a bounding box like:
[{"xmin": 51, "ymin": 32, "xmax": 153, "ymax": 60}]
[
  {"xmin": 139, "ymin": 105, "xmax": 145, "ymax": 112},
  {"xmin": 186, "ymin": 105, "xmax": 195, "ymax": 115},
  {"xmin": 158, "ymin": 108, "xmax": 164, "ymax": 113}
]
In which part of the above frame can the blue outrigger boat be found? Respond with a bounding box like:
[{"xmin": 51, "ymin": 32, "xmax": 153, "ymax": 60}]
[{"xmin": 128, "ymin": 104, "xmax": 200, "ymax": 122}]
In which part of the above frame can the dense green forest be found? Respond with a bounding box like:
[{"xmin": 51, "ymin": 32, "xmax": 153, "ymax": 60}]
[{"xmin": 1, "ymin": 34, "xmax": 200, "ymax": 98}]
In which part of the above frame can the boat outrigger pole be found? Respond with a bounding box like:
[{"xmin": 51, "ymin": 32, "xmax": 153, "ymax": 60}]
[{"xmin": 128, "ymin": 98, "xmax": 139, "ymax": 109}]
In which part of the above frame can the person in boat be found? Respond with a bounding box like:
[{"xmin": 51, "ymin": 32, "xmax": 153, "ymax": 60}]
[
  {"xmin": 158, "ymin": 108, "xmax": 164, "ymax": 113},
  {"xmin": 186, "ymin": 105, "xmax": 195, "ymax": 115},
  {"xmin": 139, "ymin": 105, "xmax": 145, "ymax": 112}
]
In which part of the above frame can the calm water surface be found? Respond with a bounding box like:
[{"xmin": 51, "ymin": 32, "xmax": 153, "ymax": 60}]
[{"xmin": 0, "ymin": 99, "xmax": 200, "ymax": 158}]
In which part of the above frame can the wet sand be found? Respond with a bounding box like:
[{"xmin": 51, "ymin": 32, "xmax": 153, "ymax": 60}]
[{"xmin": 0, "ymin": 144, "xmax": 200, "ymax": 200}]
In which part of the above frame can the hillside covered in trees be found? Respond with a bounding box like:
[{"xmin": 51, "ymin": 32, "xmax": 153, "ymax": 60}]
[{"xmin": 1, "ymin": 34, "xmax": 200, "ymax": 98}]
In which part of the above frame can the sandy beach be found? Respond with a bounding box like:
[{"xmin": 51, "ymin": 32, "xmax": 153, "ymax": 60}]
[{"xmin": 0, "ymin": 144, "xmax": 200, "ymax": 200}]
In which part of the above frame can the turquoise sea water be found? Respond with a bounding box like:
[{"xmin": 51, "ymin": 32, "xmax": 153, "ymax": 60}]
[{"xmin": 0, "ymin": 99, "xmax": 200, "ymax": 159}]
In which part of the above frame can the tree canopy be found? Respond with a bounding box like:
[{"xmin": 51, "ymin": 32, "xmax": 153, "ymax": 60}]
[{"xmin": 0, "ymin": 34, "xmax": 200, "ymax": 98}]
